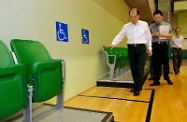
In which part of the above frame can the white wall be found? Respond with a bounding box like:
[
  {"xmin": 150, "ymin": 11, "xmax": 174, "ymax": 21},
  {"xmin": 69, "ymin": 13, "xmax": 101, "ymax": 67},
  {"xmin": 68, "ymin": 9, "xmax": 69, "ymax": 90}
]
[
  {"xmin": 0, "ymin": 0, "xmax": 129, "ymax": 100},
  {"xmin": 0, "ymin": 0, "xmax": 38, "ymax": 47}
]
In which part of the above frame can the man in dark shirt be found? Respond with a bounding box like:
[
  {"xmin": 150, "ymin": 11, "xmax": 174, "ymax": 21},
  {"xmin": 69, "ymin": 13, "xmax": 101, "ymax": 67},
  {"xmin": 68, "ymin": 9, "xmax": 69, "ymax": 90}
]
[{"xmin": 149, "ymin": 10, "xmax": 173, "ymax": 86}]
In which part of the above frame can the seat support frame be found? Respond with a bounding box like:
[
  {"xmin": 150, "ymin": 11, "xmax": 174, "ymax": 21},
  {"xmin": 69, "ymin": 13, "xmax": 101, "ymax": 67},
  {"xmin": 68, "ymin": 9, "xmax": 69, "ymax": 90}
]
[{"xmin": 22, "ymin": 59, "xmax": 65, "ymax": 122}]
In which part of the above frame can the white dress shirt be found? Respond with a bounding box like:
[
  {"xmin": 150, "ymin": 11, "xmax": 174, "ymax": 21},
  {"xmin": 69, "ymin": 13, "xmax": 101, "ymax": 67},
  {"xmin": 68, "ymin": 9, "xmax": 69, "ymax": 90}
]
[
  {"xmin": 170, "ymin": 35, "xmax": 184, "ymax": 49},
  {"xmin": 112, "ymin": 20, "xmax": 152, "ymax": 50}
]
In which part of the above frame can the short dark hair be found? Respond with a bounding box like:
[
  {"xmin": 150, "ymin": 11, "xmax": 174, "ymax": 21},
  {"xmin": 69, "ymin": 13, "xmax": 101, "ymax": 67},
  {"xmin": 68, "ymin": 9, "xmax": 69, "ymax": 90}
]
[
  {"xmin": 175, "ymin": 27, "xmax": 180, "ymax": 32},
  {"xmin": 153, "ymin": 10, "xmax": 163, "ymax": 16},
  {"xmin": 129, "ymin": 8, "xmax": 140, "ymax": 15}
]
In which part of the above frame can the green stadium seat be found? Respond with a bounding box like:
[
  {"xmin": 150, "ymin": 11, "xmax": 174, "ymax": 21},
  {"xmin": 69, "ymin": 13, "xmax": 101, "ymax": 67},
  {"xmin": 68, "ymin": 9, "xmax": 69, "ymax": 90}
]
[
  {"xmin": 0, "ymin": 40, "xmax": 28, "ymax": 121},
  {"xmin": 10, "ymin": 39, "xmax": 64, "ymax": 121},
  {"xmin": 103, "ymin": 46, "xmax": 129, "ymax": 80}
]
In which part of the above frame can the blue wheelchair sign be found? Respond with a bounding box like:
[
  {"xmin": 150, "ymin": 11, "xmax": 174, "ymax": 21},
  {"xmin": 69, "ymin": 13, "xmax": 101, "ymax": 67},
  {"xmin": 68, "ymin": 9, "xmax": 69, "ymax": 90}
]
[
  {"xmin": 56, "ymin": 21, "xmax": 68, "ymax": 42},
  {"xmin": 82, "ymin": 29, "xmax": 89, "ymax": 44}
]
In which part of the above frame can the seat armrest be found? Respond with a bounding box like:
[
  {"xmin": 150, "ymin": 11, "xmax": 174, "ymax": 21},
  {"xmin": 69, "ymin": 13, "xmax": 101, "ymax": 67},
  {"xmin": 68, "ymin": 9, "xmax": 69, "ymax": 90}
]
[
  {"xmin": 0, "ymin": 64, "xmax": 25, "ymax": 76},
  {"xmin": 53, "ymin": 59, "xmax": 65, "ymax": 82},
  {"xmin": 107, "ymin": 54, "xmax": 116, "ymax": 64},
  {"xmin": 32, "ymin": 61, "xmax": 62, "ymax": 73}
]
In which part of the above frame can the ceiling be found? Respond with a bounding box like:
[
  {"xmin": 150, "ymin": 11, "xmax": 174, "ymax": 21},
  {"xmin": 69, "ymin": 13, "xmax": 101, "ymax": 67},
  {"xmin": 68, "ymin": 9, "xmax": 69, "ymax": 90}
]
[{"xmin": 124, "ymin": 0, "xmax": 187, "ymax": 25}]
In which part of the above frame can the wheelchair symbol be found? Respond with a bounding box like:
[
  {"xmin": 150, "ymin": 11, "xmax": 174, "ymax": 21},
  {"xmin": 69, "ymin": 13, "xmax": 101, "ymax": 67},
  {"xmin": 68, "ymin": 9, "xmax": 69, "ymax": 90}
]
[
  {"xmin": 82, "ymin": 29, "xmax": 89, "ymax": 44},
  {"xmin": 57, "ymin": 23, "xmax": 68, "ymax": 41}
]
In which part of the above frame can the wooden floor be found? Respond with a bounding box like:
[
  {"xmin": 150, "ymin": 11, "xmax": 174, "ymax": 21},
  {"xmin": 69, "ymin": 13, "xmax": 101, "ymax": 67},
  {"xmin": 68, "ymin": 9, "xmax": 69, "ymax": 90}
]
[{"xmin": 64, "ymin": 59, "xmax": 187, "ymax": 122}]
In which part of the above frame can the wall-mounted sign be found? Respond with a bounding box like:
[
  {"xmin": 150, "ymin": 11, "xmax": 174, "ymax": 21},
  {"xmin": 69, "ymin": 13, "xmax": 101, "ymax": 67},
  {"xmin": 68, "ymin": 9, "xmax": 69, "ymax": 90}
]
[
  {"xmin": 82, "ymin": 28, "xmax": 89, "ymax": 44},
  {"xmin": 56, "ymin": 21, "xmax": 68, "ymax": 42}
]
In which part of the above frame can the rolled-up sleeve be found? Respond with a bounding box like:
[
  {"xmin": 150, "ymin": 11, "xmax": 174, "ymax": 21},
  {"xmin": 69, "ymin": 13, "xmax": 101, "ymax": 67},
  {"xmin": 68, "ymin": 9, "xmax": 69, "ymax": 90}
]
[
  {"xmin": 170, "ymin": 37, "xmax": 173, "ymax": 48},
  {"xmin": 112, "ymin": 25, "xmax": 126, "ymax": 46},
  {"xmin": 169, "ymin": 25, "xmax": 173, "ymax": 34},
  {"xmin": 145, "ymin": 23, "xmax": 152, "ymax": 50}
]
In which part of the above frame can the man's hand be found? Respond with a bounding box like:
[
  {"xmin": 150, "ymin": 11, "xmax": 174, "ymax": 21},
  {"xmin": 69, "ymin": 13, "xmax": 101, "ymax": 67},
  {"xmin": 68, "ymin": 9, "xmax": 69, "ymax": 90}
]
[
  {"xmin": 107, "ymin": 44, "xmax": 114, "ymax": 49},
  {"xmin": 152, "ymin": 32, "xmax": 162, "ymax": 37},
  {"xmin": 148, "ymin": 50, "xmax": 152, "ymax": 57}
]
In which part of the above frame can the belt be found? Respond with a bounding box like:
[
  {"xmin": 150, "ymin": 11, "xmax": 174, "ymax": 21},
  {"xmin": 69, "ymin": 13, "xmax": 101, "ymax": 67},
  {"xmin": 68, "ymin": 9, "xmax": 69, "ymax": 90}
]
[
  {"xmin": 173, "ymin": 47, "xmax": 181, "ymax": 50},
  {"xmin": 127, "ymin": 44, "xmax": 145, "ymax": 47},
  {"xmin": 153, "ymin": 41, "xmax": 167, "ymax": 45}
]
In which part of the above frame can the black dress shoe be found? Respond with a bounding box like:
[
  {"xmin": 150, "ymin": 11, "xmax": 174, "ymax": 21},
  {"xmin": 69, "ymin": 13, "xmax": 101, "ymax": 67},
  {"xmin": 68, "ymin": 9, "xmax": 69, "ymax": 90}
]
[
  {"xmin": 166, "ymin": 79, "xmax": 173, "ymax": 85},
  {"xmin": 150, "ymin": 82, "xmax": 160, "ymax": 86},
  {"xmin": 130, "ymin": 89, "xmax": 134, "ymax": 92},
  {"xmin": 175, "ymin": 71, "xmax": 179, "ymax": 75},
  {"xmin": 175, "ymin": 72, "xmax": 178, "ymax": 75},
  {"xmin": 130, "ymin": 88, "xmax": 142, "ymax": 92},
  {"xmin": 148, "ymin": 77, "xmax": 153, "ymax": 80},
  {"xmin": 134, "ymin": 91, "xmax": 140, "ymax": 96}
]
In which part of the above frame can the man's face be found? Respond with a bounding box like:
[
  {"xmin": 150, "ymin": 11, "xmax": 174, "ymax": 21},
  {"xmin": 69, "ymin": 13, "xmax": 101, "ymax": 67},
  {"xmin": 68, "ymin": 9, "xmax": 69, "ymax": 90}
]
[
  {"xmin": 175, "ymin": 29, "xmax": 180, "ymax": 36},
  {"xmin": 130, "ymin": 10, "xmax": 139, "ymax": 24},
  {"xmin": 154, "ymin": 14, "xmax": 163, "ymax": 24}
]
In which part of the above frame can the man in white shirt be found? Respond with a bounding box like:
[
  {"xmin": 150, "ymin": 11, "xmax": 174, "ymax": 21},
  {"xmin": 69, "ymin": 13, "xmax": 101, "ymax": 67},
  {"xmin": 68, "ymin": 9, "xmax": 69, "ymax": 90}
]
[
  {"xmin": 108, "ymin": 8, "xmax": 152, "ymax": 96},
  {"xmin": 170, "ymin": 27, "xmax": 184, "ymax": 75}
]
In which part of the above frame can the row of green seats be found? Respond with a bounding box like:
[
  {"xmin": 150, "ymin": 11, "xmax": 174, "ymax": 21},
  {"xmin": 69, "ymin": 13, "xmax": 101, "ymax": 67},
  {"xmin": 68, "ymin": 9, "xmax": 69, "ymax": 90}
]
[
  {"xmin": 0, "ymin": 39, "xmax": 63, "ymax": 121},
  {"xmin": 103, "ymin": 46, "xmax": 129, "ymax": 70},
  {"xmin": 0, "ymin": 40, "xmax": 28, "ymax": 121}
]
